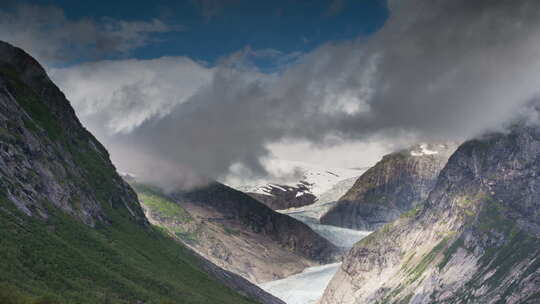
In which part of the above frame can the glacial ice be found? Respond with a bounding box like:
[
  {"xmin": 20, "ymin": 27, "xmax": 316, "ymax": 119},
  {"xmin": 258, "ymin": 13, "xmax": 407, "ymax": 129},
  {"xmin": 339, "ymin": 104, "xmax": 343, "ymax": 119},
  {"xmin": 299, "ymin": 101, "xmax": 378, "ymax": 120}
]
[
  {"xmin": 259, "ymin": 263, "xmax": 342, "ymax": 304},
  {"xmin": 260, "ymin": 204, "xmax": 371, "ymax": 304}
]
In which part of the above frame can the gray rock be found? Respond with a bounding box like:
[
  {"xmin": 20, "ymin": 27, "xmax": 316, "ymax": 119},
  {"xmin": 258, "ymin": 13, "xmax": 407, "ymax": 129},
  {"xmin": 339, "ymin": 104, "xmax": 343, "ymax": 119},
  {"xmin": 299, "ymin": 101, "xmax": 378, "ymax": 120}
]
[
  {"xmin": 321, "ymin": 143, "xmax": 456, "ymax": 230},
  {"xmin": 0, "ymin": 40, "xmax": 145, "ymax": 227},
  {"xmin": 320, "ymin": 127, "xmax": 540, "ymax": 304}
]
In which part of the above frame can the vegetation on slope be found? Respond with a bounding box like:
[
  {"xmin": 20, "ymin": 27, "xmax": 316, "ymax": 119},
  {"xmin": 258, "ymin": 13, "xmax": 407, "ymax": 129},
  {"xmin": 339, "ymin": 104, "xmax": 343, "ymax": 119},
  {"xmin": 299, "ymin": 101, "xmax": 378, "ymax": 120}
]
[
  {"xmin": 0, "ymin": 42, "xmax": 259, "ymax": 304},
  {"xmin": 0, "ymin": 192, "xmax": 257, "ymax": 304}
]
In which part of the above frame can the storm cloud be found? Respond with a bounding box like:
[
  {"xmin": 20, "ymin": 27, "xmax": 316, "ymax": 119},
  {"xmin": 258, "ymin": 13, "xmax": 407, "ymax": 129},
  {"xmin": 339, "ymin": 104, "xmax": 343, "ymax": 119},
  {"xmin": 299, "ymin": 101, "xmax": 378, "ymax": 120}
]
[{"xmin": 48, "ymin": 0, "xmax": 540, "ymax": 188}]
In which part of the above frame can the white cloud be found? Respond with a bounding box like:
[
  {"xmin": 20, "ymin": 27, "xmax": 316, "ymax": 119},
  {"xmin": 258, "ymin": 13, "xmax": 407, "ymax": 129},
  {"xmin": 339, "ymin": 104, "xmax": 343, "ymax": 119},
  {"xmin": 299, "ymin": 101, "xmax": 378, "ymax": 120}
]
[{"xmin": 50, "ymin": 57, "xmax": 213, "ymax": 135}]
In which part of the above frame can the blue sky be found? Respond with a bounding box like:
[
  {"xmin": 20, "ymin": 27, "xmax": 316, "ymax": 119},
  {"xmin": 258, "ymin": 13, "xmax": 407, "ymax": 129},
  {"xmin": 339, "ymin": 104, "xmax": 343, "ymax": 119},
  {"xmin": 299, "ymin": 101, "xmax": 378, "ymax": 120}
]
[{"xmin": 2, "ymin": 0, "xmax": 388, "ymax": 66}]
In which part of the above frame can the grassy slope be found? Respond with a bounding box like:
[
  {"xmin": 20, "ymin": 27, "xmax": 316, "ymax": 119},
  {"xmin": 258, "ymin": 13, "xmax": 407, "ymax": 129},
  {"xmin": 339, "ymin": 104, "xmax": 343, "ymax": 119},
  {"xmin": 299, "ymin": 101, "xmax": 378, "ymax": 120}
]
[
  {"xmin": 0, "ymin": 51, "xmax": 258, "ymax": 304},
  {"xmin": 133, "ymin": 184, "xmax": 201, "ymax": 244},
  {"xmin": 0, "ymin": 197, "xmax": 256, "ymax": 304}
]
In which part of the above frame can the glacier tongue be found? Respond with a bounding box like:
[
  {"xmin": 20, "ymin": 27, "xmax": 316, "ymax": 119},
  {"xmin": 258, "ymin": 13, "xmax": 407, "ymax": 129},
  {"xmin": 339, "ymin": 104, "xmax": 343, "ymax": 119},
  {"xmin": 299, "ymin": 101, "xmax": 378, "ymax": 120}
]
[
  {"xmin": 259, "ymin": 263, "xmax": 342, "ymax": 304},
  {"xmin": 284, "ymin": 212, "xmax": 371, "ymax": 248},
  {"xmin": 260, "ymin": 204, "xmax": 371, "ymax": 304},
  {"xmin": 231, "ymin": 161, "xmax": 371, "ymax": 304}
]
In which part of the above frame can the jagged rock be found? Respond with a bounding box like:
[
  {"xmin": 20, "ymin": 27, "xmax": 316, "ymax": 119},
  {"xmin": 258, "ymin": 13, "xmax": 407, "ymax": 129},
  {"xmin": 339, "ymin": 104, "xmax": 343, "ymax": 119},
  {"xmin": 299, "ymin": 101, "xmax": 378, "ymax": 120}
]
[
  {"xmin": 320, "ymin": 127, "xmax": 540, "ymax": 304},
  {"xmin": 321, "ymin": 143, "xmax": 456, "ymax": 230}
]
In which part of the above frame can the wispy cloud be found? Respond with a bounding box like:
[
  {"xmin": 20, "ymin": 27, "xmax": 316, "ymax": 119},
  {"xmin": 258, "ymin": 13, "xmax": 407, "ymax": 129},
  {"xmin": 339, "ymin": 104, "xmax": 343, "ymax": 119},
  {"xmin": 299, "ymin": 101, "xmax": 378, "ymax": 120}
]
[{"xmin": 0, "ymin": 4, "xmax": 182, "ymax": 64}]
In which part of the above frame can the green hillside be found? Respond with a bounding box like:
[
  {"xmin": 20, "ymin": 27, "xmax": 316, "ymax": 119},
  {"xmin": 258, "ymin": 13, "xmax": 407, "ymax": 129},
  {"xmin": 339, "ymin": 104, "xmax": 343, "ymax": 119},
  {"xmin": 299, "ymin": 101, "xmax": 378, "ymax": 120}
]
[
  {"xmin": 0, "ymin": 41, "xmax": 259, "ymax": 304},
  {"xmin": 0, "ymin": 196, "xmax": 256, "ymax": 304}
]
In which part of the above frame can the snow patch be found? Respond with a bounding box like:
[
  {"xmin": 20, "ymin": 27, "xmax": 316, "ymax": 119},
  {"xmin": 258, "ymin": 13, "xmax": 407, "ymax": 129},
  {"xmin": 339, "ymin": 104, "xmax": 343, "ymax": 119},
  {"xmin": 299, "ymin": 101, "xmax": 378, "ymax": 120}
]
[
  {"xmin": 224, "ymin": 159, "xmax": 365, "ymax": 198},
  {"xmin": 411, "ymin": 144, "xmax": 440, "ymax": 156}
]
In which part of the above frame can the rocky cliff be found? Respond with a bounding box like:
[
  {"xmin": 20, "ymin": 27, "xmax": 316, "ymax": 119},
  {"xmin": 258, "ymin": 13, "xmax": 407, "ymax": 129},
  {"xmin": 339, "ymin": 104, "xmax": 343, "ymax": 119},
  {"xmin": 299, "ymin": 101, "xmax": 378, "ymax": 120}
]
[
  {"xmin": 135, "ymin": 182, "xmax": 339, "ymax": 283},
  {"xmin": 0, "ymin": 41, "xmax": 145, "ymax": 227},
  {"xmin": 320, "ymin": 144, "xmax": 456, "ymax": 230},
  {"xmin": 0, "ymin": 41, "xmax": 281, "ymax": 304},
  {"xmin": 320, "ymin": 127, "xmax": 540, "ymax": 304}
]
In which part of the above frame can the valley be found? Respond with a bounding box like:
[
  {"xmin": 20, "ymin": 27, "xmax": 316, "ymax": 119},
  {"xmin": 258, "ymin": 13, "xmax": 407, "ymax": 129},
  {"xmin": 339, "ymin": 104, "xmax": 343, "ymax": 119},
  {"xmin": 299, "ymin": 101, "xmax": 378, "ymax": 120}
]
[
  {"xmin": 2, "ymin": 3, "xmax": 540, "ymax": 300},
  {"xmin": 131, "ymin": 158, "xmax": 372, "ymax": 303},
  {"xmin": 259, "ymin": 203, "xmax": 372, "ymax": 304}
]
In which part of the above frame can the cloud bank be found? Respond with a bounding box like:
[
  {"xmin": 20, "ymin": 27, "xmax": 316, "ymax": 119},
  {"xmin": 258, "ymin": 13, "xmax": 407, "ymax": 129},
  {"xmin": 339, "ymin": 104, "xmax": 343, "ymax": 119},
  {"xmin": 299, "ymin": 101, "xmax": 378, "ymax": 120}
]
[{"xmin": 44, "ymin": 0, "xmax": 540, "ymax": 189}]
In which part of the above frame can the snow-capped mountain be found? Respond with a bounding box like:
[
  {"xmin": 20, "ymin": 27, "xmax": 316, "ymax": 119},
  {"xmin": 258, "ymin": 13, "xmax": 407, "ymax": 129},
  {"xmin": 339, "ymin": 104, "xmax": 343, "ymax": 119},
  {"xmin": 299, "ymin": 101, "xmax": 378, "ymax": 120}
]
[{"xmin": 224, "ymin": 159, "xmax": 365, "ymax": 210}]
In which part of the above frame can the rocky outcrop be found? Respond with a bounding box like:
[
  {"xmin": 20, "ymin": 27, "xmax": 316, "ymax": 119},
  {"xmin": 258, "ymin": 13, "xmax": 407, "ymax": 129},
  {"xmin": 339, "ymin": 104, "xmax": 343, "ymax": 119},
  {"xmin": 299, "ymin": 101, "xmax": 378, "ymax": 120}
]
[
  {"xmin": 136, "ymin": 182, "xmax": 339, "ymax": 283},
  {"xmin": 320, "ymin": 127, "xmax": 540, "ymax": 304},
  {"xmin": 0, "ymin": 41, "xmax": 280, "ymax": 304},
  {"xmin": 247, "ymin": 182, "xmax": 317, "ymax": 210},
  {"xmin": 320, "ymin": 144, "xmax": 456, "ymax": 230}
]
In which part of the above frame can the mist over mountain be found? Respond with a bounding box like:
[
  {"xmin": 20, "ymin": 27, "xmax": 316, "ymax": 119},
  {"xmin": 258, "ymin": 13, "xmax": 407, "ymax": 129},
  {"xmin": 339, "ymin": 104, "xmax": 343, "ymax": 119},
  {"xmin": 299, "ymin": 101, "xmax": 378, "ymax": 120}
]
[{"xmin": 33, "ymin": 0, "xmax": 540, "ymax": 190}]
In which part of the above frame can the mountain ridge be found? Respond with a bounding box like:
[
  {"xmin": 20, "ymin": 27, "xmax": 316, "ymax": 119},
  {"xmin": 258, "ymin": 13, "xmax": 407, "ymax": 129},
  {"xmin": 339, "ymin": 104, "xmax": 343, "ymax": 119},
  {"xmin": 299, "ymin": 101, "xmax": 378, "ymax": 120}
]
[
  {"xmin": 320, "ymin": 143, "xmax": 456, "ymax": 230},
  {"xmin": 134, "ymin": 180, "xmax": 340, "ymax": 283}
]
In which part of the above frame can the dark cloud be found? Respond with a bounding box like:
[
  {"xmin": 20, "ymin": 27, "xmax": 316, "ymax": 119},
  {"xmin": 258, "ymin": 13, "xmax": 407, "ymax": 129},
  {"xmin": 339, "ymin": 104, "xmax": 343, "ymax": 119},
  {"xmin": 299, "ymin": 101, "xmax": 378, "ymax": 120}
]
[
  {"xmin": 0, "ymin": 4, "xmax": 182, "ymax": 64},
  {"xmin": 52, "ymin": 0, "xmax": 540, "ymax": 189}
]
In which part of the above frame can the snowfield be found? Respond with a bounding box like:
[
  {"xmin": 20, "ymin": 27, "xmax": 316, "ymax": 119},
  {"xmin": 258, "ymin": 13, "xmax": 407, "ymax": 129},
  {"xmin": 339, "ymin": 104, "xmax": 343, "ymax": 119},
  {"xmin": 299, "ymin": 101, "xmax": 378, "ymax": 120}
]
[
  {"xmin": 276, "ymin": 175, "xmax": 360, "ymax": 221},
  {"xmin": 224, "ymin": 159, "xmax": 365, "ymax": 198}
]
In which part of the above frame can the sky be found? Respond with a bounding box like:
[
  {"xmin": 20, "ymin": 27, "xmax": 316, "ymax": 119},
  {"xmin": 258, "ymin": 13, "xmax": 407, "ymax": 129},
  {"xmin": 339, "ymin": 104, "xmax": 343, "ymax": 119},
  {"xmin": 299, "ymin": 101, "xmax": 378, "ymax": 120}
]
[
  {"xmin": 2, "ymin": 0, "xmax": 540, "ymax": 189},
  {"xmin": 0, "ymin": 0, "xmax": 388, "ymax": 66}
]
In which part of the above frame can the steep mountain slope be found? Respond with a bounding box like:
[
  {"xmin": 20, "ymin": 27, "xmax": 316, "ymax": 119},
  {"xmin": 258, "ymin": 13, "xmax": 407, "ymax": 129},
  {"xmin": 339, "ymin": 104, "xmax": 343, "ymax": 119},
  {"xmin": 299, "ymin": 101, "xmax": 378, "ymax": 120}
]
[
  {"xmin": 0, "ymin": 41, "xmax": 280, "ymax": 304},
  {"xmin": 320, "ymin": 127, "xmax": 540, "ymax": 304},
  {"xmin": 227, "ymin": 159, "xmax": 363, "ymax": 210},
  {"xmin": 134, "ymin": 182, "xmax": 339, "ymax": 283},
  {"xmin": 321, "ymin": 144, "xmax": 456, "ymax": 230}
]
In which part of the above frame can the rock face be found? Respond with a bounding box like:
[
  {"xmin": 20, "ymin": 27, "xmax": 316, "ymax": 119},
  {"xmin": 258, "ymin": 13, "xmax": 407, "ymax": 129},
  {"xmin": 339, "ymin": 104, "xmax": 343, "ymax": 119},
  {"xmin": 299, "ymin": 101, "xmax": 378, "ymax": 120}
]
[
  {"xmin": 0, "ymin": 41, "xmax": 281, "ymax": 304},
  {"xmin": 135, "ymin": 182, "xmax": 339, "ymax": 283},
  {"xmin": 0, "ymin": 41, "xmax": 145, "ymax": 227},
  {"xmin": 320, "ymin": 127, "xmax": 540, "ymax": 304},
  {"xmin": 320, "ymin": 144, "xmax": 456, "ymax": 230}
]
